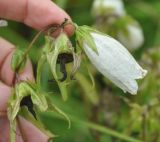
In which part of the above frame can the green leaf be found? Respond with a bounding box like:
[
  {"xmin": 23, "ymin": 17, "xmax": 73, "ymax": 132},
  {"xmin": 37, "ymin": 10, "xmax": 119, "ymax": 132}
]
[{"xmin": 11, "ymin": 49, "xmax": 27, "ymax": 72}]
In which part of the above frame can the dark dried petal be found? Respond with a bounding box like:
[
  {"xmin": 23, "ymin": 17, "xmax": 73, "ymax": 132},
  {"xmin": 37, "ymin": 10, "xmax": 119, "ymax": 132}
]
[{"xmin": 20, "ymin": 95, "xmax": 37, "ymax": 119}]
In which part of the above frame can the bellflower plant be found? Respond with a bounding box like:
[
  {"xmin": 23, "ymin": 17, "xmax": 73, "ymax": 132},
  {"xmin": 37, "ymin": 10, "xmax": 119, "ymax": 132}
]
[
  {"xmin": 7, "ymin": 18, "xmax": 147, "ymax": 142},
  {"xmin": 75, "ymin": 25, "xmax": 147, "ymax": 94}
]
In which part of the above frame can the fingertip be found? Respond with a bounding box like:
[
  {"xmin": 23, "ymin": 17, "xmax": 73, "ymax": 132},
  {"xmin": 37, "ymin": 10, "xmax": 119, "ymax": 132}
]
[
  {"xmin": 18, "ymin": 117, "xmax": 49, "ymax": 142},
  {"xmin": 24, "ymin": 0, "xmax": 74, "ymax": 36},
  {"xmin": 0, "ymin": 50, "xmax": 34, "ymax": 86}
]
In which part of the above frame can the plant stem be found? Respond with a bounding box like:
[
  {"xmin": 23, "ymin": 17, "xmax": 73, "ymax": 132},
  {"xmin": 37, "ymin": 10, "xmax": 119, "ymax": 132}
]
[
  {"xmin": 15, "ymin": 29, "xmax": 44, "ymax": 73},
  {"xmin": 78, "ymin": 120, "xmax": 142, "ymax": 142},
  {"xmin": 141, "ymin": 106, "xmax": 148, "ymax": 142},
  {"xmin": 53, "ymin": 112, "xmax": 142, "ymax": 142}
]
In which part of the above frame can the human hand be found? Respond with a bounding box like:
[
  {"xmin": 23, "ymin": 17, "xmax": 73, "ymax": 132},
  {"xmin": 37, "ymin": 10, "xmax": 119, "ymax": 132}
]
[{"xmin": 0, "ymin": 0, "xmax": 74, "ymax": 141}]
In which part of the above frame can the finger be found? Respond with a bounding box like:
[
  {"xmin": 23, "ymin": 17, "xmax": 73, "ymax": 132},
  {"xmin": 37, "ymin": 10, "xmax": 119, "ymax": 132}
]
[
  {"xmin": 0, "ymin": 37, "xmax": 14, "ymax": 67},
  {"xmin": 0, "ymin": 116, "xmax": 26, "ymax": 142},
  {"xmin": 0, "ymin": 0, "xmax": 74, "ymax": 36},
  {"xmin": 0, "ymin": 82, "xmax": 11, "ymax": 112},
  {"xmin": 0, "ymin": 50, "xmax": 34, "ymax": 86},
  {"xmin": 0, "ymin": 116, "xmax": 10, "ymax": 142},
  {"xmin": 18, "ymin": 117, "xmax": 49, "ymax": 142}
]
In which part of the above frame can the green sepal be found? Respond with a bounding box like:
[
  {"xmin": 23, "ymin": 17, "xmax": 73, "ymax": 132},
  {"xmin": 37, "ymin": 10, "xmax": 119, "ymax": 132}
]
[
  {"xmin": 11, "ymin": 49, "xmax": 27, "ymax": 72},
  {"xmin": 7, "ymin": 81, "xmax": 48, "ymax": 126},
  {"xmin": 75, "ymin": 25, "xmax": 99, "ymax": 54},
  {"xmin": 36, "ymin": 55, "xmax": 47, "ymax": 86},
  {"xmin": 8, "ymin": 82, "xmax": 30, "ymax": 142},
  {"xmin": 27, "ymin": 82, "xmax": 48, "ymax": 111},
  {"xmin": 7, "ymin": 82, "xmax": 29, "ymax": 124},
  {"xmin": 47, "ymin": 51, "xmax": 68, "ymax": 101},
  {"xmin": 46, "ymin": 33, "xmax": 73, "ymax": 101}
]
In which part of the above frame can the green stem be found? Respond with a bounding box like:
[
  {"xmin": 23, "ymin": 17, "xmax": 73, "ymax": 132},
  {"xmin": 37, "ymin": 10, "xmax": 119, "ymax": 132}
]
[
  {"xmin": 51, "ymin": 112, "xmax": 142, "ymax": 142},
  {"xmin": 15, "ymin": 29, "xmax": 44, "ymax": 73},
  {"xmin": 77, "ymin": 120, "xmax": 142, "ymax": 142}
]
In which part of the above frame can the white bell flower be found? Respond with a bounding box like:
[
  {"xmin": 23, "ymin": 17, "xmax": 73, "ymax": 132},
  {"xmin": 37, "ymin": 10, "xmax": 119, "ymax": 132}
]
[
  {"xmin": 81, "ymin": 32, "xmax": 147, "ymax": 95},
  {"xmin": 92, "ymin": 0, "xmax": 126, "ymax": 17},
  {"xmin": 0, "ymin": 20, "xmax": 8, "ymax": 27},
  {"xmin": 117, "ymin": 24, "xmax": 144, "ymax": 50}
]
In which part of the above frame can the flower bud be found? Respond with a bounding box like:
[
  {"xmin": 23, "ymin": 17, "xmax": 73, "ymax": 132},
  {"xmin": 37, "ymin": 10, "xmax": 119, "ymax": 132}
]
[
  {"xmin": 92, "ymin": 0, "xmax": 126, "ymax": 17},
  {"xmin": 117, "ymin": 23, "xmax": 144, "ymax": 50},
  {"xmin": 0, "ymin": 19, "xmax": 8, "ymax": 27}
]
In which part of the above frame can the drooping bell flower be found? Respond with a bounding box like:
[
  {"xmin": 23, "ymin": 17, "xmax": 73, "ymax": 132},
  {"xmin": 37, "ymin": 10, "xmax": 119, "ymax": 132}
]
[{"xmin": 75, "ymin": 25, "xmax": 147, "ymax": 94}]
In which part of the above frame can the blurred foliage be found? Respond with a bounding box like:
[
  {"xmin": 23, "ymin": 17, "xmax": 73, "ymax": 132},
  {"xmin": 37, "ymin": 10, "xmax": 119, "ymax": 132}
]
[{"xmin": 1, "ymin": 0, "xmax": 160, "ymax": 142}]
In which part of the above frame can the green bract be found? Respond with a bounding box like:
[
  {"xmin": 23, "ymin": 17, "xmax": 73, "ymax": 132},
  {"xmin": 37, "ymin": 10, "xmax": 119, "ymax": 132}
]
[{"xmin": 75, "ymin": 25, "xmax": 99, "ymax": 54}]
